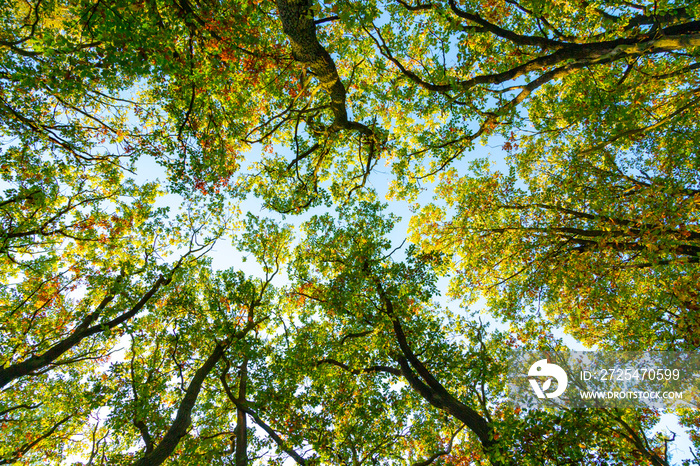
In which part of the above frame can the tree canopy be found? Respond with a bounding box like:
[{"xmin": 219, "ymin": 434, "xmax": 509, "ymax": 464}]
[{"xmin": 1, "ymin": 0, "xmax": 699, "ymax": 464}]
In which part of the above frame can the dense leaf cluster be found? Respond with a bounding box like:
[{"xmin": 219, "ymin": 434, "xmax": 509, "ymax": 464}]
[{"xmin": 1, "ymin": 0, "xmax": 698, "ymax": 464}]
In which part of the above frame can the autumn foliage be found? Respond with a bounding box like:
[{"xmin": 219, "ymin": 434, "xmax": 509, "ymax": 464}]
[{"xmin": 1, "ymin": 0, "xmax": 699, "ymax": 465}]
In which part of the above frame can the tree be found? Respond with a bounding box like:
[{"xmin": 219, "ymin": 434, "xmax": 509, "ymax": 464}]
[
  {"xmin": 409, "ymin": 152, "xmax": 700, "ymax": 350},
  {"xmin": 1, "ymin": 0, "xmax": 699, "ymax": 464},
  {"xmin": 282, "ymin": 201, "xmax": 676, "ymax": 465}
]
